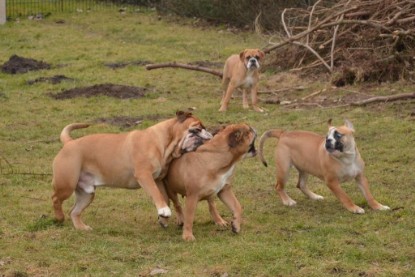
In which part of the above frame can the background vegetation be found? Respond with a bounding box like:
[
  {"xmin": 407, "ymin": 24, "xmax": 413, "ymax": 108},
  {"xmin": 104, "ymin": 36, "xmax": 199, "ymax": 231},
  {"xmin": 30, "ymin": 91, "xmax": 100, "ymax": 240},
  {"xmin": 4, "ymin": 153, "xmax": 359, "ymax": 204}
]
[{"xmin": 1, "ymin": 5, "xmax": 414, "ymax": 277}]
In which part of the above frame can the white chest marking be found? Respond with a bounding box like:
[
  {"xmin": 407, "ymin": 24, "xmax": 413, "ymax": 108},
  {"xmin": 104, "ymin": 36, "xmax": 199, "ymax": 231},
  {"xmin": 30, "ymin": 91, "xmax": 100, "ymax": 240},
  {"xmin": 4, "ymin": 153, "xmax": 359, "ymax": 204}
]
[
  {"xmin": 215, "ymin": 165, "xmax": 235, "ymax": 194},
  {"xmin": 339, "ymin": 161, "xmax": 362, "ymax": 181}
]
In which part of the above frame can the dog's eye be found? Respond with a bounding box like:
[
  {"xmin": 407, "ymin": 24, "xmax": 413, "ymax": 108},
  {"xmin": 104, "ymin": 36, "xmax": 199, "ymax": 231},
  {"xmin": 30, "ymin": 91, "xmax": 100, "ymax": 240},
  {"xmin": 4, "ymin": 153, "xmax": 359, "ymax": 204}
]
[
  {"xmin": 334, "ymin": 131, "xmax": 343, "ymax": 140},
  {"xmin": 255, "ymin": 55, "xmax": 260, "ymax": 60},
  {"xmin": 189, "ymin": 128, "xmax": 201, "ymax": 134},
  {"xmin": 246, "ymin": 56, "xmax": 251, "ymax": 60}
]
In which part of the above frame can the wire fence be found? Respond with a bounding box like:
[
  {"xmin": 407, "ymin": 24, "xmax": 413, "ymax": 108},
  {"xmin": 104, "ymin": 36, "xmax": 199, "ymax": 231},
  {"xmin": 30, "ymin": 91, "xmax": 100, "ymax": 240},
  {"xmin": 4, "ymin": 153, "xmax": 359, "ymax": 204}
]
[{"xmin": 6, "ymin": 0, "xmax": 117, "ymax": 18}]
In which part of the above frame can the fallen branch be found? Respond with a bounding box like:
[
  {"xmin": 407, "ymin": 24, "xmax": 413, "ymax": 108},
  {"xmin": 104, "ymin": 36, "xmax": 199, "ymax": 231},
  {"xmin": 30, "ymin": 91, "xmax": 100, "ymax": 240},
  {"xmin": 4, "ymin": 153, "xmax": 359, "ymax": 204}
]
[
  {"xmin": 351, "ymin": 92, "xmax": 415, "ymax": 106},
  {"xmin": 146, "ymin": 62, "xmax": 223, "ymax": 78}
]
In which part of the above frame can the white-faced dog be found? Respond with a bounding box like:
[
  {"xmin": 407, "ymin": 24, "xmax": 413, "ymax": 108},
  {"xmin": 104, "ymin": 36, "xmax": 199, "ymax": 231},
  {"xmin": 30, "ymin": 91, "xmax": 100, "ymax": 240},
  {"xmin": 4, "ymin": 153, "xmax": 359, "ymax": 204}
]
[{"xmin": 258, "ymin": 119, "xmax": 390, "ymax": 214}]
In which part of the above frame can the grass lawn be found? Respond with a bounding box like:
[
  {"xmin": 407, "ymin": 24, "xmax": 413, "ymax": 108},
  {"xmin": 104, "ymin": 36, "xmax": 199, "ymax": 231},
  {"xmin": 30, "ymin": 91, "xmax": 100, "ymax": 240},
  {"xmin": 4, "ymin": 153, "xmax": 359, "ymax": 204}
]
[{"xmin": 1, "ymin": 6, "xmax": 414, "ymax": 277}]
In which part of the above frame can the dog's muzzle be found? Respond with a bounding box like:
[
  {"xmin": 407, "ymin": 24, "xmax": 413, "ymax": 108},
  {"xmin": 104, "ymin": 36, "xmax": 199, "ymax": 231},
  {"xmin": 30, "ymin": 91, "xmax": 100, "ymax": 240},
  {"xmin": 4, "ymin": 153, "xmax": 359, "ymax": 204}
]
[
  {"xmin": 181, "ymin": 128, "xmax": 213, "ymax": 153},
  {"xmin": 247, "ymin": 58, "xmax": 259, "ymax": 69},
  {"xmin": 325, "ymin": 138, "xmax": 344, "ymax": 153}
]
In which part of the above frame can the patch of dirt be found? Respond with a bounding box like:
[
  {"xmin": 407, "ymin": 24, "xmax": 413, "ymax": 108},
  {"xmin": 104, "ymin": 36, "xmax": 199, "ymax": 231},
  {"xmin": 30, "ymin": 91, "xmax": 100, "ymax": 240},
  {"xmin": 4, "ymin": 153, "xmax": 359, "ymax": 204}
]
[
  {"xmin": 1, "ymin": 55, "xmax": 51, "ymax": 74},
  {"xmin": 105, "ymin": 60, "xmax": 152, "ymax": 69},
  {"xmin": 49, "ymin": 83, "xmax": 152, "ymax": 99},
  {"xmin": 95, "ymin": 114, "xmax": 167, "ymax": 129},
  {"xmin": 27, "ymin": 75, "xmax": 74, "ymax": 85}
]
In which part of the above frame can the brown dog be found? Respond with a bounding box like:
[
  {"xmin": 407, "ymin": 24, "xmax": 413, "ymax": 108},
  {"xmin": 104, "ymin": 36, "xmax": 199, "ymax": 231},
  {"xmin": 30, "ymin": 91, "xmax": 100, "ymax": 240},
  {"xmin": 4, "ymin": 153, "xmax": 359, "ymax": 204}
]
[
  {"xmin": 163, "ymin": 123, "xmax": 257, "ymax": 241},
  {"xmin": 51, "ymin": 111, "xmax": 212, "ymax": 230},
  {"xmin": 219, "ymin": 49, "xmax": 265, "ymax": 112},
  {"xmin": 258, "ymin": 119, "xmax": 390, "ymax": 214}
]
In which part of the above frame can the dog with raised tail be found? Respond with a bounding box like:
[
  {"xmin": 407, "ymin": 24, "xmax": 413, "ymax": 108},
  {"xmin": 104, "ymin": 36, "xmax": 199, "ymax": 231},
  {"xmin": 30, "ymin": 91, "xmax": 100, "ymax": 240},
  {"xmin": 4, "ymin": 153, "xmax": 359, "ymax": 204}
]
[
  {"xmin": 51, "ymin": 111, "xmax": 212, "ymax": 230},
  {"xmin": 258, "ymin": 119, "xmax": 390, "ymax": 214}
]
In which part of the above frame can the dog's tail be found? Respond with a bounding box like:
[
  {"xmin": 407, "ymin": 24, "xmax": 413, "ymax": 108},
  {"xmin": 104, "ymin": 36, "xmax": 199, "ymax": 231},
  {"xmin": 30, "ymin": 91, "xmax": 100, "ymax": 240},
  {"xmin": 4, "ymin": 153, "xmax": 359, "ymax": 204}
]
[
  {"xmin": 258, "ymin": 129, "xmax": 284, "ymax": 167},
  {"xmin": 60, "ymin": 123, "xmax": 90, "ymax": 144}
]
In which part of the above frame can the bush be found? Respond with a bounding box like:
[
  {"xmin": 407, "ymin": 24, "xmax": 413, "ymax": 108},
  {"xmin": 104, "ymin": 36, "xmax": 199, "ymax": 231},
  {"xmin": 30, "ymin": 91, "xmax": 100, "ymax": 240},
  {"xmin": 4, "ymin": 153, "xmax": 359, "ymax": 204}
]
[{"xmin": 155, "ymin": 0, "xmax": 318, "ymax": 31}]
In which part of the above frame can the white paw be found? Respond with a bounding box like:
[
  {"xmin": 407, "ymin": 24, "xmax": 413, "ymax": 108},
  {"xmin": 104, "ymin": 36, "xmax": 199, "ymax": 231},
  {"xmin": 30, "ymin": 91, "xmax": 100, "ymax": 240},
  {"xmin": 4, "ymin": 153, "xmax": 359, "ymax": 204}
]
[
  {"xmin": 378, "ymin": 205, "xmax": 391, "ymax": 211},
  {"xmin": 283, "ymin": 199, "xmax": 297, "ymax": 206},
  {"xmin": 158, "ymin": 207, "xmax": 172, "ymax": 218},
  {"xmin": 311, "ymin": 195, "xmax": 324, "ymax": 201},
  {"xmin": 353, "ymin": 206, "xmax": 365, "ymax": 214}
]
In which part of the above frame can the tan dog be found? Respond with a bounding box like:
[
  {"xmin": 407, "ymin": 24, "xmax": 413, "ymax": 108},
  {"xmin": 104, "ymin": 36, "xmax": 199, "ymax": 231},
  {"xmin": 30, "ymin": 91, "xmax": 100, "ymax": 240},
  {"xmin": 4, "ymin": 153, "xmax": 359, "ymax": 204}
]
[
  {"xmin": 258, "ymin": 119, "xmax": 390, "ymax": 214},
  {"xmin": 219, "ymin": 49, "xmax": 265, "ymax": 112},
  {"xmin": 52, "ymin": 111, "xmax": 212, "ymax": 230},
  {"xmin": 163, "ymin": 123, "xmax": 257, "ymax": 241}
]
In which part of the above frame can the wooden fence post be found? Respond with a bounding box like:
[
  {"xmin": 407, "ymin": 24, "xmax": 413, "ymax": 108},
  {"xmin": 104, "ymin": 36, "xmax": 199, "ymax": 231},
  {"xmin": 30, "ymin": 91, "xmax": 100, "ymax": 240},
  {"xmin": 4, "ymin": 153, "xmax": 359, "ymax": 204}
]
[{"xmin": 0, "ymin": 0, "xmax": 6, "ymax": 24}]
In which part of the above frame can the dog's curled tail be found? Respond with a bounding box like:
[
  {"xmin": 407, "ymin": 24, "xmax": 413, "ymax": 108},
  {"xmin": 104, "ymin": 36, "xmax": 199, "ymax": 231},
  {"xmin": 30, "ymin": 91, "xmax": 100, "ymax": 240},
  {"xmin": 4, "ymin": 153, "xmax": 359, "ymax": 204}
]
[
  {"xmin": 258, "ymin": 129, "xmax": 284, "ymax": 167},
  {"xmin": 60, "ymin": 123, "xmax": 90, "ymax": 144}
]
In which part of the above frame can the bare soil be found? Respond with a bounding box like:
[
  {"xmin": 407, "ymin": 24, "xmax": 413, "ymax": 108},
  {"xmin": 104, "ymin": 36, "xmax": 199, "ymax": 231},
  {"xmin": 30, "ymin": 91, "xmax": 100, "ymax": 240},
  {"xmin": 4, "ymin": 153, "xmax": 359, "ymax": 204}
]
[
  {"xmin": 49, "ymin": 84, "xmax": 152, "ymax": 99},
  {"xmin": 1, "ymin": 55, "xmax": 51, "ymax": 74}
]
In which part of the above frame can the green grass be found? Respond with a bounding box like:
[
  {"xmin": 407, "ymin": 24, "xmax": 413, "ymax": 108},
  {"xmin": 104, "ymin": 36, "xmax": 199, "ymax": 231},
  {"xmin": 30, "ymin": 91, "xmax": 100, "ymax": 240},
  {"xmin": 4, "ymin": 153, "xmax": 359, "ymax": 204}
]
[{"xmin": 1, "ymin": 7, "xmax": 415, "ymax": 277}]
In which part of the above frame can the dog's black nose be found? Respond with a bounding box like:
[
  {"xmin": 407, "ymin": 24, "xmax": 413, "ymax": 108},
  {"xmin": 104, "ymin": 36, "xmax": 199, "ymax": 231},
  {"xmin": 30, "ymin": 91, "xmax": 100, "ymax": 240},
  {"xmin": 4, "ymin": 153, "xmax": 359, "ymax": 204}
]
[{"xmin": 325, "ymin": 139, "xmax": 332, "ymax": 149}]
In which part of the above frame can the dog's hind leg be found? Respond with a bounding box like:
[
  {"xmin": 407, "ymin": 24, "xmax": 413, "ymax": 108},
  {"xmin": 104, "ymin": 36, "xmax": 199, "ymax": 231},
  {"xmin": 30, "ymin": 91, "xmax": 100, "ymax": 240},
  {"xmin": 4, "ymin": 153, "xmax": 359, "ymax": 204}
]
[
  {"xmin": 182, "ymin": 195, "xmax": 198, "ymax": 241},
  {"xmin": 207, "ymin": 196, "xmax": 228, "ymax": 227},
  {"xmin": 275, "ymin": 156, "xmax": 297, "ymax": 206},
  {"xmin": 296, "ymin": 171, "xmax": 324, "ymax": 201},
  {"xmin": 51, "ymin": 159, "xmax": 80, "ymax": 223},
  {"xmin": 70, "ymin": 184, "xmax": 95, "ymax": 230},
  {"xmin": 217, "ymin": 185, "xmax": 242, "ymax": 233},
  {"xmin": 355, "ymin": 173, "xmax": 390, "ymax": 211}
]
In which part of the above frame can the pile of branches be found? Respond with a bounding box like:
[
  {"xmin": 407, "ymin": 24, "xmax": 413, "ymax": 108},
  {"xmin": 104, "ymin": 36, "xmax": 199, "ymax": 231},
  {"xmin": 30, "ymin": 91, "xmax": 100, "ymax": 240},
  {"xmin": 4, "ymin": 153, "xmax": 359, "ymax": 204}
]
[{"xmin": 263, "ymin": 0, "xmax": 415, "ymax": 85}]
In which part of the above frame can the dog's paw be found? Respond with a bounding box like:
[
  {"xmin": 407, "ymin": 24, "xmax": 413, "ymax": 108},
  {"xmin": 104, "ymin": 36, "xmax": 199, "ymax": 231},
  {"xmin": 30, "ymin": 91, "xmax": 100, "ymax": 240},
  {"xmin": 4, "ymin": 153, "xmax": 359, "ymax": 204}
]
[
  {"xmin": 231, "ymin": 221, "xmax": 241, "ymax": 233},
  {"xmin": 215, "ymin": 219, "xmax": 229, "ymax": 228},
  {"xmin": 253, "ymin": 106, "xmax": 264, "ymax": 112},
  {"xmin": 350, "ymin": 206, "xmax": 365, "ymax": 214},
  {"xmin": 218, "ymin": 106, "xmax": 227, "ymax": 112},
  {"xmin": 283, "ymin": 199, "xmax": 297, "ymax": 206},
  {"xmin": 158, "ymin": 207, "xmax": 172, "ymax": 218},
  {"xmin": 183, "ymin": 233, "xmax": 196, "ymax": 241},
  {"xmin": 311, "ymin": 194, "xmax": 324, "ymax": 201},
  {"xmin": 158, "ymin": 216, "xmax": 169, "ymax": 228},
  {"xmin": 376, "ymin": 204, "xmax": 391, "ymax": 211}
]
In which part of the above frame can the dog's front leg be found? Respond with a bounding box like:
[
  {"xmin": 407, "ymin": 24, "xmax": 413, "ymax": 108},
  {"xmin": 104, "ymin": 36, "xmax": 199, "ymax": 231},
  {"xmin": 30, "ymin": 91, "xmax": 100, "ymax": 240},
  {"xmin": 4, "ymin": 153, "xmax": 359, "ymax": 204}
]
[
  {"xmin": 325, "ymin": 177, "xmax": 365, "ymax": 214},
  {"xmin": 207, "ymin": 197, "xmax": 228, "ymax": 227},
  {"xmin": 355, "ymin": 173, "xmax": 390, "ymax": 211},
  {"xmin": 183, "ymin": 195, "xmax": 198, "ymax": 241},
  {"xmin": 242, "ymin": 89, "xmax": 249, "ymax": 109},
  {"xmin": 156, "ymin": 180, "xmax": 171, "ymax": 228},
  {"xmin": 219, "ymin": 83, "xmax": 236, "ymax": 112},
  {"xmin": 135, "ymin": 171, "xmax": 172, "ymax": 219},
  {"xmin": 217, "ymin": 185, "xmax": 242, "ymax": 234},
  {"xmin": 251, "ymin": 84, "xmax": 263, "ymax": 112}
]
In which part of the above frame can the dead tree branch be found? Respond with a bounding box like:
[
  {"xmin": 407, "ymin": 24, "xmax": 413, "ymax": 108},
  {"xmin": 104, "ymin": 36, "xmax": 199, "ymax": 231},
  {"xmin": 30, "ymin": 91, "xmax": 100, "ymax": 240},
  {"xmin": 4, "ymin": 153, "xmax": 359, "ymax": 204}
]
[
  {"xmin": 351, "ymin": 92, "xmax": 415, "ymax": 106},
  {"xmin": 146, "ymin": 62, "xmax": 223, "ymax": 78}
]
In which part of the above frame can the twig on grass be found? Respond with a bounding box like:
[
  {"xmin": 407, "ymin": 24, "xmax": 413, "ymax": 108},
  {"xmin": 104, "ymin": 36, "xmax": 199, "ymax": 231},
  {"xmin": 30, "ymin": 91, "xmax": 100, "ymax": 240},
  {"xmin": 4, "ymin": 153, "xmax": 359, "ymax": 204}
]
[
  {"xmin": 146, "ymin": 62, "xmax": 223, "ymax": 78},
  {"xmin": 350, "ymin": 92, "xmax": 415, "ymax": 106}
]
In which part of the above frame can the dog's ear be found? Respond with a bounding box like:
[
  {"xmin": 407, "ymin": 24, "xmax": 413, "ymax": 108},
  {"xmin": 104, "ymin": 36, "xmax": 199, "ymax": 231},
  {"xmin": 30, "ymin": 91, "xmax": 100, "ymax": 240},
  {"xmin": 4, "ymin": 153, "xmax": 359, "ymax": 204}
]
[
  {"xmin": 327, "ymin": 118, "xmax": 333, "ymax": 128},
  {"xmin": 210, "ymin": 125, "xmax": 226, "ymax": 136},
  {"xmin": 344, "ymin": 119, "xmax": 355, "ymax": 132},
  {"xmin": 239, "ymin": 50, "xmax": 246, "ymax": 62},
  {"xmin": 258, "ymin": 50, "xmax": 265, "ymax": 60},
  {"xmin": 228, "ymin": 129, "xmax": 244, "ymax": 148},
  {"xmin": 176, "ymin": 110, "xmax": 193, "ymax": 123}
]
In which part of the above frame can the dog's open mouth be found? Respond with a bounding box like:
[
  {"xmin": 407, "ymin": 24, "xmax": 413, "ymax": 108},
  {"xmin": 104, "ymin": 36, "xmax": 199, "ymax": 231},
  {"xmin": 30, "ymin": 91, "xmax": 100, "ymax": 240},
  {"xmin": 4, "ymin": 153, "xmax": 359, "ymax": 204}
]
[
  {"xmin": 247, "ymin": 127, "xmax": 257, "ymax": 157},
  {"xmin": 248, "ymin": 142, "xmax": 256, "ymax": 156}
]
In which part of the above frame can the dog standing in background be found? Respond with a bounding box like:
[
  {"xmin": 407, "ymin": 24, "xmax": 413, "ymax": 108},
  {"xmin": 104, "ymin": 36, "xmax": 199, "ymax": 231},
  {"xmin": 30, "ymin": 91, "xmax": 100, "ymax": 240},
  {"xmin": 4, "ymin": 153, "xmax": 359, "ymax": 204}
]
[
  {"xmin": 258, "ymin": 119, "xmax": 390, "ymax": 214},
  {"xmin": 219, "ymin": 49, "xmax": 265, "ymax": 112}
]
